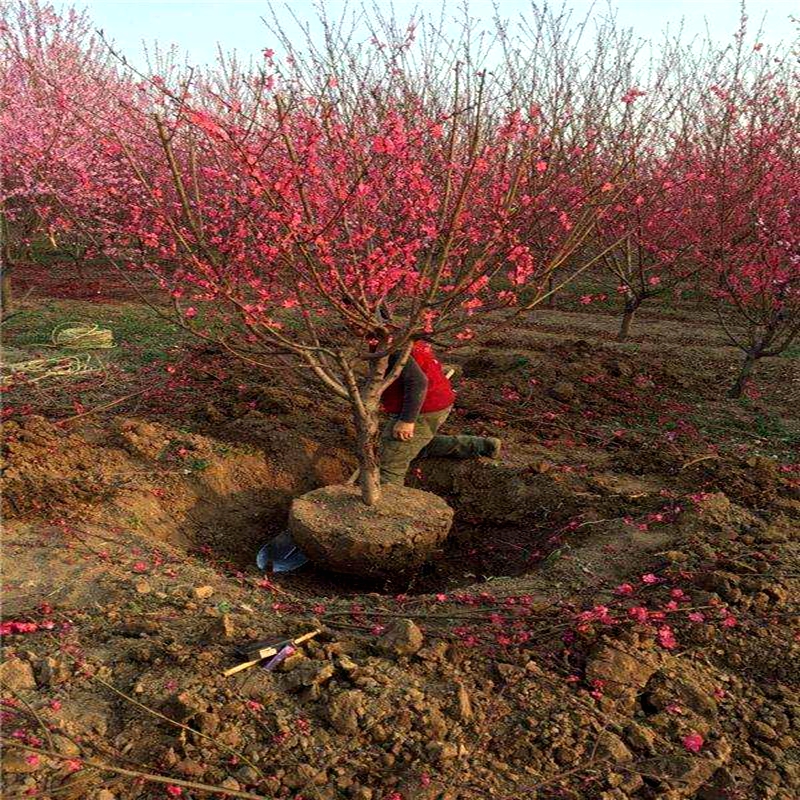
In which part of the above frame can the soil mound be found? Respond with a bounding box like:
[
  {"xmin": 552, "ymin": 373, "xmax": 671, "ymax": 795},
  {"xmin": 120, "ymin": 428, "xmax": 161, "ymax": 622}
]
[
  {"xmin": 686, "ymin": 454, "xmax": 785, "ymax": 508},
  {"xmin": 2, "ymin": 415, "xmax": 132, "ymax": 518},
  {"xmin": 1, "ymin": 414, "xmax": 351, "ymax": 560},
  {"xmin": 289, "ymin": 484, "xmax": 454, "ymax": 577}
]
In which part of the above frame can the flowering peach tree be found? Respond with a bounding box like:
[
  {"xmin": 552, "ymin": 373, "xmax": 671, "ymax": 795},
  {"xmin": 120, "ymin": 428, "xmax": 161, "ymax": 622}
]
[
  {"xmin": 6, "ymin": 0, "xmax": 794, "ymax": 500},
  {"xmin": 97, "ymin": 74, "xmax": 614, "ymax": 503},
  {"xmin": 685, "ymin": 55, "xmax": 799, "ymax": 396},
  {"xmin": 594, "ymin": 147, "xmax": 702, "ymax": 341},
  {"xmin": 0, "ymin": 0, "xmax": 132, "ymax": 315}
]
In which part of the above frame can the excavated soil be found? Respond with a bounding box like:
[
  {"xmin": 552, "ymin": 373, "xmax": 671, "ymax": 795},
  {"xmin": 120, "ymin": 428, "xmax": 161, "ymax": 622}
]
[{"xmin": 2, "ymin": 293, "xmax": 800, "ymax": 800}]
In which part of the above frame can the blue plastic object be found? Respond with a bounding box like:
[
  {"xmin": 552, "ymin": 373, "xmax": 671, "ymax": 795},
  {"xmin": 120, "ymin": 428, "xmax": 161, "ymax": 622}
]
[{"xmin": 256, "ymin": 530, "xmax": 309, "ymax": 573}]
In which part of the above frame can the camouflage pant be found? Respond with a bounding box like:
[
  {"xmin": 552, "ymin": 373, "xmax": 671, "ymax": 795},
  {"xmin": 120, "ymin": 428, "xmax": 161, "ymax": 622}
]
[{"xmin": 379, "ymin": 406, "xmax": 492, "ymax": 485}]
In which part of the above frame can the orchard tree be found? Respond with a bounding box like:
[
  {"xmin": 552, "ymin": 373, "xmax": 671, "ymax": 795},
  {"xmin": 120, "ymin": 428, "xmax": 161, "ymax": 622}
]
[
  {"xmin": 95, "ymin": 70, "xmax": 616, "ymax": 504},
  {"xmin": 698, "ymin": 120, "xmax": 799, "ymax": 397},
  {"xmin": 684, "ymin": 25, "xmax": 799, "ymax": 397},
  {"xmin": 12, "ymin": 3, "xmax": 622, "ymax": 506},
  {"xmin": 574, "ymin": 23, "xmax": 706, "ymax": 340},
  {"xmin": 594, "ymin": 146, "xmax": 702, "ymax": 341},
  {"xmin": 0, "ymin": 0, "xmax": 138, "ymax": 315}
]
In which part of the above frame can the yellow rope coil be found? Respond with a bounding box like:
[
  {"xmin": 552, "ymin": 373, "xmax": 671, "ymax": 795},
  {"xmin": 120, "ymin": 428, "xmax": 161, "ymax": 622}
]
[
  {"xmin": 50, "ymin": 322, "xmax": 114, "ymax": 350},
  {"xmin": 2, "ymin": 353, "xmax": 96, "ymax": 384}
]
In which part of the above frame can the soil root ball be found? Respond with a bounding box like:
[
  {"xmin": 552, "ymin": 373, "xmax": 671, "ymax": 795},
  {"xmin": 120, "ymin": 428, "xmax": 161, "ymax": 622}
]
[{"xmin": 289, "ymin": 484, "xmax": 453, "ymax": 577}]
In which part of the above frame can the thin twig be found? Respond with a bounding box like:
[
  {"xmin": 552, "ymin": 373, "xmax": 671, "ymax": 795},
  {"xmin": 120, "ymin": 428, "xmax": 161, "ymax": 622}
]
[
  {"xmin": 1, "ymin": 740, "xmax": 272, "ymax": 800},
  {"xmin": 0, "ymin": 681, "xmax": 56, "ymax": 752}
]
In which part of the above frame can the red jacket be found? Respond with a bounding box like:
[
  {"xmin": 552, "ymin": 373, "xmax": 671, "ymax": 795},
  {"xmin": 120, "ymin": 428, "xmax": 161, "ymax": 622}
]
[{"xmin": 381, "ymin": 341, "xmax": 455, "ymax": 415}]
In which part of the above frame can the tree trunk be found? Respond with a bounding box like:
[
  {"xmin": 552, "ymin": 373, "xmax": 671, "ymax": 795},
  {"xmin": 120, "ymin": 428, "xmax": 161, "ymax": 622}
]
[
  {"xmin": 353, "ymin": 407, "xmax": 382, "ymax": 506},
  {"xmin": 1, "ymin": 268, "xmax": 11, "ymax": 318},
  {"xmin": 546, "ymin": 274, "xmax": 555, "ymax": 309},
  {"xmin": 617, "ymin": 302, "xmax": 638, "ymax": 342},
  {"xmin": 694, "ymin": 271, "xmax": 704, "ymax": 310},
  {"xmin": 1, "ymin": 208, "xmax": 11, "ymax": 318},
  {"xmin": 728, "ymin": 351, "xmax": 757, "ymax": 399}
]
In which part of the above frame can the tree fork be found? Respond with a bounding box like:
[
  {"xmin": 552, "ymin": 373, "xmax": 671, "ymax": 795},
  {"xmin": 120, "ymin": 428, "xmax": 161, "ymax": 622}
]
[{"xmin": 728, "ymin": 350, "xmax": 758, "ymax": 399}]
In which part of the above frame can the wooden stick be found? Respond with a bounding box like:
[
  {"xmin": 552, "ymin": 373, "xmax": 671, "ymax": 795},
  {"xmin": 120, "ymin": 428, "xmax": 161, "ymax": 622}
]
[
  {"xmin": 61, "ymin": 387, "xmax": 149, "ymax": 425},
  {"xmin": 1, "ymin": 740, "xmax": 272, "ymax": 800},
  {"xmin": 680, "ymin": 453, "xmax": 720, "ymax": 471},
  {"xmin": 0, "ymin": 681, "xmax": 55, "ymax": 752},
  {"xmin": 223, "ymin": 628, "xmax": 321, "ymax": 677}
]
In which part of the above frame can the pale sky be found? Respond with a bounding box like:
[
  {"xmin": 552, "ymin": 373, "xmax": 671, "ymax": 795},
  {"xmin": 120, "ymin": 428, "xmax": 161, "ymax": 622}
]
[{"xmin": 72, "ymin": 0, "xmax": 798, "ymax": 70}]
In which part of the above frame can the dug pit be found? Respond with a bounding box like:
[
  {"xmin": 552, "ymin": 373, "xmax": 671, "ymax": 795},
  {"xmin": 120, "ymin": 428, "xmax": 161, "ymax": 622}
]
[
  {"xmin": 2, "ymin": 414, "xmax": 581, "ymax": 595},
  {"xmin": 8, "ymin": 412, "xmax": 754, "ymax": 598}
]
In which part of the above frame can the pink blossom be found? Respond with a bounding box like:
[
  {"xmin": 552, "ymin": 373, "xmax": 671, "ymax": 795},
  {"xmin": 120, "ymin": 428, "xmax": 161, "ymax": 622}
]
[
  {"xmin": 688, "ymin": 611, "xmax": 705, "ymax": 623},
  {"xmin": 683, "ymin": 732, "xmax": 704, "ymax": 753},
  {"xmin": 628, "ymin": 606, "xmax": 649, "ymax": 624},
  {"xmin": 657, "ymin": 625, "xmax": 677, "ymax": 649},
  {"xmin": 0, "ymin": 621, "xmax": 39, "ymax": 635},
  {"xmin": 641, "ymin": 573, "xmax": 659, "ymax": 585},
  {"xmin": 614, "ymin": 583, "xmax": 634, "ymax": 596},
  {"xmin": 166, "ymin": 787, "xmax": 183, "ymax": 797},
  {"xmin": 131, "ymin": 562, "xmax": 148, "ymax": 574},
  {"xmin": 622, "ymin": 87, "xmax": 645, "ymax": 104}
]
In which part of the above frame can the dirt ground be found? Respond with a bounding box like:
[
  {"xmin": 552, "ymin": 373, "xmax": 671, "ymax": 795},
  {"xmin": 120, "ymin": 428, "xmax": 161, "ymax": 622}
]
[{"xmin": 2, "ymin": 266, "xmax": 799, "ymax": 800}]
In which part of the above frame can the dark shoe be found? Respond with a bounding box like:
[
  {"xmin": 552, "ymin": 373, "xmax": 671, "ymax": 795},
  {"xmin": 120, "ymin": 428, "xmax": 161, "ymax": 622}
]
[
  {"xmin": 256, "ymin": 531, "xmax": 309, "ymax": 573},
  {"xmin": 484, "ymin": 437, "xmax": 502, "ymax": 458}
]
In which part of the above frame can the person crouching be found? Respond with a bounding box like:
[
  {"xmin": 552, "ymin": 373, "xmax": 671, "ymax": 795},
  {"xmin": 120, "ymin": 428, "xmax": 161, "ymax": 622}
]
[{"xmin": 379, "ymin": 340, "xmax": 501, "ymax": 485}]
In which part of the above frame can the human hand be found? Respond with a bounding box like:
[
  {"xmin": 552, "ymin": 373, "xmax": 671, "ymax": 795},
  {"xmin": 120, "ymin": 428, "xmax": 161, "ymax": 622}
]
[{"xmin": 393, "ymin": 421, "xmax": 415, "ymax": 441}]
